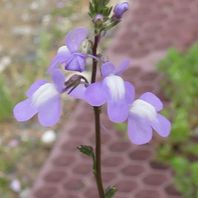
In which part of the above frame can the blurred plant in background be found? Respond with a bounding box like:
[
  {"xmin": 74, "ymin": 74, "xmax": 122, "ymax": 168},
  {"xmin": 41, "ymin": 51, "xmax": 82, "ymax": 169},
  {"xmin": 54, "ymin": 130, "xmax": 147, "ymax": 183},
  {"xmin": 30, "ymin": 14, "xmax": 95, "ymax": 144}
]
[
  {"xmin": 0, "ymin": 76, "xmax": 13, "ymax": 121},
  {"xmin": 0, "ymin": 0, "xmax": 87, "ymax": 122},
  {"xmin": 0, "ymin": 0, "xmax": 90, "ymax": 197},
  {"xmin": 156, "ymin": 43, "xmax": 198, "ymax": 198}
]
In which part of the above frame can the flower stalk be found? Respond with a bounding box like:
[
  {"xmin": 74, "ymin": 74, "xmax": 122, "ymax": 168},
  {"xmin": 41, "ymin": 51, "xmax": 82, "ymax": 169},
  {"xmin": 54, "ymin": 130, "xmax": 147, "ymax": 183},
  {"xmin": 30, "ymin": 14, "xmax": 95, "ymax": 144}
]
[{"xmin": 91, "ymin": 33, "xmax": 105, "ymax": 198}]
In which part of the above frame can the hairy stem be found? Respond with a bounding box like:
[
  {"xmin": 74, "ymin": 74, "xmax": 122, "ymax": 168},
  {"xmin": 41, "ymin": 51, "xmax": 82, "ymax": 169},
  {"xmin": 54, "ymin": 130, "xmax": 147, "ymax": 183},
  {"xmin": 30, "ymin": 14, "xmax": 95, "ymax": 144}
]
[{"xmin": 91, "ymin": 34, "xmax": 105, "ymax": 198}]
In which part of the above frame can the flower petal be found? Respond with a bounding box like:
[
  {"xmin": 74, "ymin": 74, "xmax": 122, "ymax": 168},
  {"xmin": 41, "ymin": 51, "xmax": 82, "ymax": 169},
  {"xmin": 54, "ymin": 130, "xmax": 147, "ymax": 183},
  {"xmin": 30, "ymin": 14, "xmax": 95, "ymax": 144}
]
[
  {"xmin": 85, "ymin": 82, "xmax": 107, "ymax": 106},
  {"xmin": 66, "ymin": 55, "xmax": 86, "ymax": 72},
  {"xmin": 107, "ymin": 100, "xmax": 128, "ymax": 123},
  {"xmin": 32, "ymin": 83, "xmax": 59, "ymax": 109},
  {"xmin": 140, "ymin": 92, "xmax": 163, "ymax": 111},
  {"xmin": 128, "ymin": 115, "xmax": 153, "ymax": 145},
  {"xmin": 65, "ymin": 28, "xmax": 88, "ymax": 52},
  {"xmin": 115, "ymin": 59, "xmax": 129, "ymax": 75},
  {"xmin": 26, "ymin": 80, "xmax": 47, "ymax": 97},
  {"xmin": 69, "ymin": 84, "xmax": 86, "ymax": 100},
  {"xmin": 38, "ymin": 97, "xmax": 61, "ymax": 127},
  {"xmin": 51, "ymin": 69, "xmax": 65, "ymax": 93},
  {"xmin": 151, "ymin": 114, "xmax": 171, "ymax": 137},
  {"xmin": 103, "ymin": 75, "xmax": 126, "ymax": 102},
  {"xmin": 101, "ymin": 62, "xmax": 115, "ymax": 77},
  {"xmin": 125, "ymin": 81, "xmax": 135, "ymax": 104},
  {"xmin": 48, "ymin": 46, "xmax": 71, "ymax": 73},
  {"xmin": 13, "ymin": 99, "xmax": 37, "ymax": 121}
]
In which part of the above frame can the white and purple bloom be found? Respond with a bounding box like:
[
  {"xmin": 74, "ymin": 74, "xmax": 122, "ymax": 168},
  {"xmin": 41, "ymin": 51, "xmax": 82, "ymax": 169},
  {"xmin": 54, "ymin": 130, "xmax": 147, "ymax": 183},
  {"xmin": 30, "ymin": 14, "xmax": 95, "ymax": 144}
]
[
  {"xmin": 85, "ymin": 60, "xmax": 134, "ymax": 123},
  {"xmin": 13, "ymin": 70, "xmax": 65, "ymax": 127},
  {"xmin": 113, "ymin": 2, "xmax": 129, "ymax": 19},
  {"xmin": 48, "ymin": 28, "xmax": 88, "ymax": 73},
  {"xmin": 128, "ymin": 92, "xmax": 171, "ymax": 145}
]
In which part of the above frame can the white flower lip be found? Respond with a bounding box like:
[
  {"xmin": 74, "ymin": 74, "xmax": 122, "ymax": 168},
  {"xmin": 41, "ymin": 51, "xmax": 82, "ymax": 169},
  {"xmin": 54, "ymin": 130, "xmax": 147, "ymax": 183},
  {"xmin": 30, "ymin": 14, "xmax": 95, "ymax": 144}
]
[
  {"xmin": 57, "ymin": 45, "xmax": 70, "ymax": 54},
  {"xmin": 104, "ymin": 75, "xmax": 125, "ymax": 102},
  {"xmin": 130, "ymin": 99, "xmax": 157, "ymax": 122},
  {"xmin": 32, "ymin": 83, "xmax": 59, "ymax": 108}
]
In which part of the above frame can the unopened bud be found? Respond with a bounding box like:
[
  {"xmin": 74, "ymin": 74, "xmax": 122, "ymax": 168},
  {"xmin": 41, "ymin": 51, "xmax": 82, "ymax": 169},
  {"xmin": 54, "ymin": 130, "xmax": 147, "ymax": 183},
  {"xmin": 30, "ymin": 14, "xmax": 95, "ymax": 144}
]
[
  {"xmin": 113, "ymin": 2, "xmax": 129, "ymax": 19},
  {"xmin": 94, "ymin": 14, "xmax": 104, "ymax": 25}
]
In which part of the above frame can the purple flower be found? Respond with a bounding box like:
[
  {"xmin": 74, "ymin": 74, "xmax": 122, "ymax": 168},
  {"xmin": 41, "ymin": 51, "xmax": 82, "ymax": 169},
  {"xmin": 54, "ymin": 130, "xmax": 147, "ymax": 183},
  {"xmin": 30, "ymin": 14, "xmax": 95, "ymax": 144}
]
[
  {"xmin": 85, "ymin": 60, "xmax": 134, "ymax": 123},
  {"xmin": 48, "ymin": 28, "xmax": 88, "ymax": 73},
  {"xmin": 13, "ymin": 70, "xmax": 65, "ymax": 127},
  {"xmin": 113, "ymin": 2, "xmax": 129, "ymax": 19},
  {"xmin": 128, "ymin": 92, "xmax": 171, "ymax": 145}
]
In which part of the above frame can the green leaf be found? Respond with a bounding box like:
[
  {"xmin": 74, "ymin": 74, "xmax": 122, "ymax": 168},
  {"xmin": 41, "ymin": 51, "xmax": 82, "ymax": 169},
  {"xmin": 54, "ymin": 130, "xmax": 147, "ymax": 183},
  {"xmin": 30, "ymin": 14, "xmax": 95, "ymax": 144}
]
[
  {"xmin": 171, "ymin": 157, "xmax": 189, "ymax": 175},
  {"xmin": 0, "ymin": 177, "xmax": 9, "ymax": 189},
  {"xmin": 77, "ymin": 145, "xmax": 95, "ymax": 158},
  {"xmin": 191, "ymin": 163, "xmax": 198, "ymax": 186},
  {"xmin": 105, "ymin": 186, "xmax": 117, "ymax": 198}
]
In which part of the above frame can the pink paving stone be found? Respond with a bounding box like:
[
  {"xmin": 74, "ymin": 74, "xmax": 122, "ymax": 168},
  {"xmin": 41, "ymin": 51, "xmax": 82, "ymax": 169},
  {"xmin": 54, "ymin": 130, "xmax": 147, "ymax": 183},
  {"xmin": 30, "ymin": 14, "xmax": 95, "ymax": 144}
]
[
  {"xmin": 102, "ymin": 171, "xmax": 117, "ymax": 183},
  {"xmin": 115, "ymin": 179, "xmax": 138, "ymax": 193},
  {"xmin": 109, "ymin": 141, "xmax": 131, "ymax": 152},
  {"xmin": 129, "ymin": 149, "xmax": 152, "ymax": 161},
  {"xmin": 72, "ymin": 163, "xmax": 92, "ymax": 175},
  {"xmin": 43, "ymin": 170, "xmax": 66, "ymax": 183},
  {"xmin": 75, "ymin": 111, "xmax": 93, "ymax": 123},
  {"xmin": 52, "ymin": 154, "xmax": 75, "ymax": 167},
  {"xmin": 89, "ymin": 132, "xmax": 112, "ymax": 145},
  {"xmin": 83, "ymin": 187, "xmax": 98, "ymax": 198},
  {"xmin": 140, "ymin": 71, "xmax": 159, "ymax": 82},
  {"xmin": 101, "ymin": 132, "xmax": 112, "ymax": 144},
  {"xmin": 60, "ymin": 139, "xmax": 83, "ymax": 151},
  {"xmin": 149, "ymin": 160, "xmax": 169, "ymax": 170},
  {"xmin": 69, "ymin": 124, "xmax": 91, "ymax": 137},
  {"xmin": 102, "ymin": 156, "xmax": 123, "ymax": 168},
  {"xmin": 143, "ymin": 173, "xmax": 168, "ymax": 186},
  {"xmin": 165, "ymin": 184, "xmax": 182, "ymax": 196},
  {"xmin": 56, "ymin": 194, "xmax": 76, "ymax": 198},
  {"xmin": 34, "ymin": 186, "xmax": 58, "ymax": 198},
  {"xmin": 63, "ymin": 178, "xmax": 85, "ymax": 191},
  {"xmin": 134, "ymin": 189, "xmax": 161, "ymax": 198},
  {"xmin": 101, "ymin": 121, "xmax": 114, "ymax": 131},
  {"xmin": 121, "ymin": 164, "xmax": 145, "ymax": 177}
]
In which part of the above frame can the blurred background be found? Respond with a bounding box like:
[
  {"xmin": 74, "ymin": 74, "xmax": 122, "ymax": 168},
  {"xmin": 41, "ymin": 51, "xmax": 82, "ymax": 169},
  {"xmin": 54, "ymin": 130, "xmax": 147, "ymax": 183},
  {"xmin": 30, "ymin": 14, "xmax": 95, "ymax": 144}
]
[
  {"xmin": 0, "ymin": 0, "xmax": 90, "ymax": 197},
  {"xmin": 0, "ymin": 0, "xmax": 198, "ymax": 198}
]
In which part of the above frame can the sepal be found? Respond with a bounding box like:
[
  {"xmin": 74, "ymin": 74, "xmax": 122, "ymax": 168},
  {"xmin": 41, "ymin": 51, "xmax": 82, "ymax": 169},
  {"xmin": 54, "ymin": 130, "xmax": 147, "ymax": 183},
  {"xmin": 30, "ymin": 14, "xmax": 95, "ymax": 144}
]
[
  {"xmin": 77, "ymin": 145, "xmax": 95, "ymax": 158},
  {"xmin": 105, "ymin": 186, "xmax": 117, "ymax": 198}
]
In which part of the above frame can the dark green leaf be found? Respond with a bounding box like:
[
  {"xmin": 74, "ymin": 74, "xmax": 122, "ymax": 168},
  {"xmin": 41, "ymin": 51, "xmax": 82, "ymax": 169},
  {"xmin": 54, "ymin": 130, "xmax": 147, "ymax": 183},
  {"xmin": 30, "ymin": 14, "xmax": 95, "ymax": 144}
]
[
  {"xmin": 105, "ymin": 186, "xmax": 117, "ymax": 198},
  {"xmin": 77, "ymin": 145, "xmax": 95, "ymax": 158}
]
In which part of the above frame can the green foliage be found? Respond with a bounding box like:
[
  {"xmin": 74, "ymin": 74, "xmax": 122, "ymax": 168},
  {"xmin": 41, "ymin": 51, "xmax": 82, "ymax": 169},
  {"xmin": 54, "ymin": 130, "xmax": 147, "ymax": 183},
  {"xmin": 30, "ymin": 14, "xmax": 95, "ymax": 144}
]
[
  {"xmin": 77, "ymin": 145, "xmax": 94, "ymax": 158},
  {"xmin": 34, "ymin": 31, "xmax": 52, "ymax": 75},
  {"xmin": 171, "ymin": 157, "xmax": 198, "ymax": 198},
  {"xmin": 156, "ymin": 43, "xmax": 198, "ymax": 197},
  {"xmin": 158, "ymin": 45, "xmax": 198, "ymax": 110},
  {"xmin": 89, "ymin": 0, "xmax": 112, "ymax": 18},
  {"xmin": 105, "ymin": 186, "xmax": 117, "ymax": 198},
  {"xmin": 0, "ymin": 75, "xmax": 13, "ymax": 121},
  {"xmin": 52, "ymin": 0, "xmax": 80, "ymax": 18},
  {"xmin": 114, "ymin": 123, "xmax": 127, "ymax": 133}
]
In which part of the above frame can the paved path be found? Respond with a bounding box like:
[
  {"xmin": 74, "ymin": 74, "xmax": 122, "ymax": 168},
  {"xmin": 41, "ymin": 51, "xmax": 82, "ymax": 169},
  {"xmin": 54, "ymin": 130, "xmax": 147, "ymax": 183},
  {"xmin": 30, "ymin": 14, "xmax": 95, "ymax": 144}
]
[{"xmin": 30, "ymin": 0, "xmax": 198, "ymax": 197}]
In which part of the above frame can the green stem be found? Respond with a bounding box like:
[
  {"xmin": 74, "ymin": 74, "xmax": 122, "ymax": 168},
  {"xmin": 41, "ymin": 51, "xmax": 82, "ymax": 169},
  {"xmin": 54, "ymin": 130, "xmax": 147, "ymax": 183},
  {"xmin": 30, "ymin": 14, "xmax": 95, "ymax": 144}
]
[{"xmin": 91, "ymin": 34, "xmax": 105, "ymax": 198}]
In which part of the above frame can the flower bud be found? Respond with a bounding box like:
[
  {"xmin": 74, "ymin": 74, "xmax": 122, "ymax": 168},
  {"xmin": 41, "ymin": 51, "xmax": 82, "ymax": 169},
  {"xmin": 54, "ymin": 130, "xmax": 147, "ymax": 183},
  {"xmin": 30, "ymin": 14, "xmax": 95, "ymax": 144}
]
[
  {"xmin": 94, "ymin": 14, "xmax": 104, "ymax": 25},
  {"xmin": 113, "ymin": 2, "xmax": 129, "ymax": 19}
]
